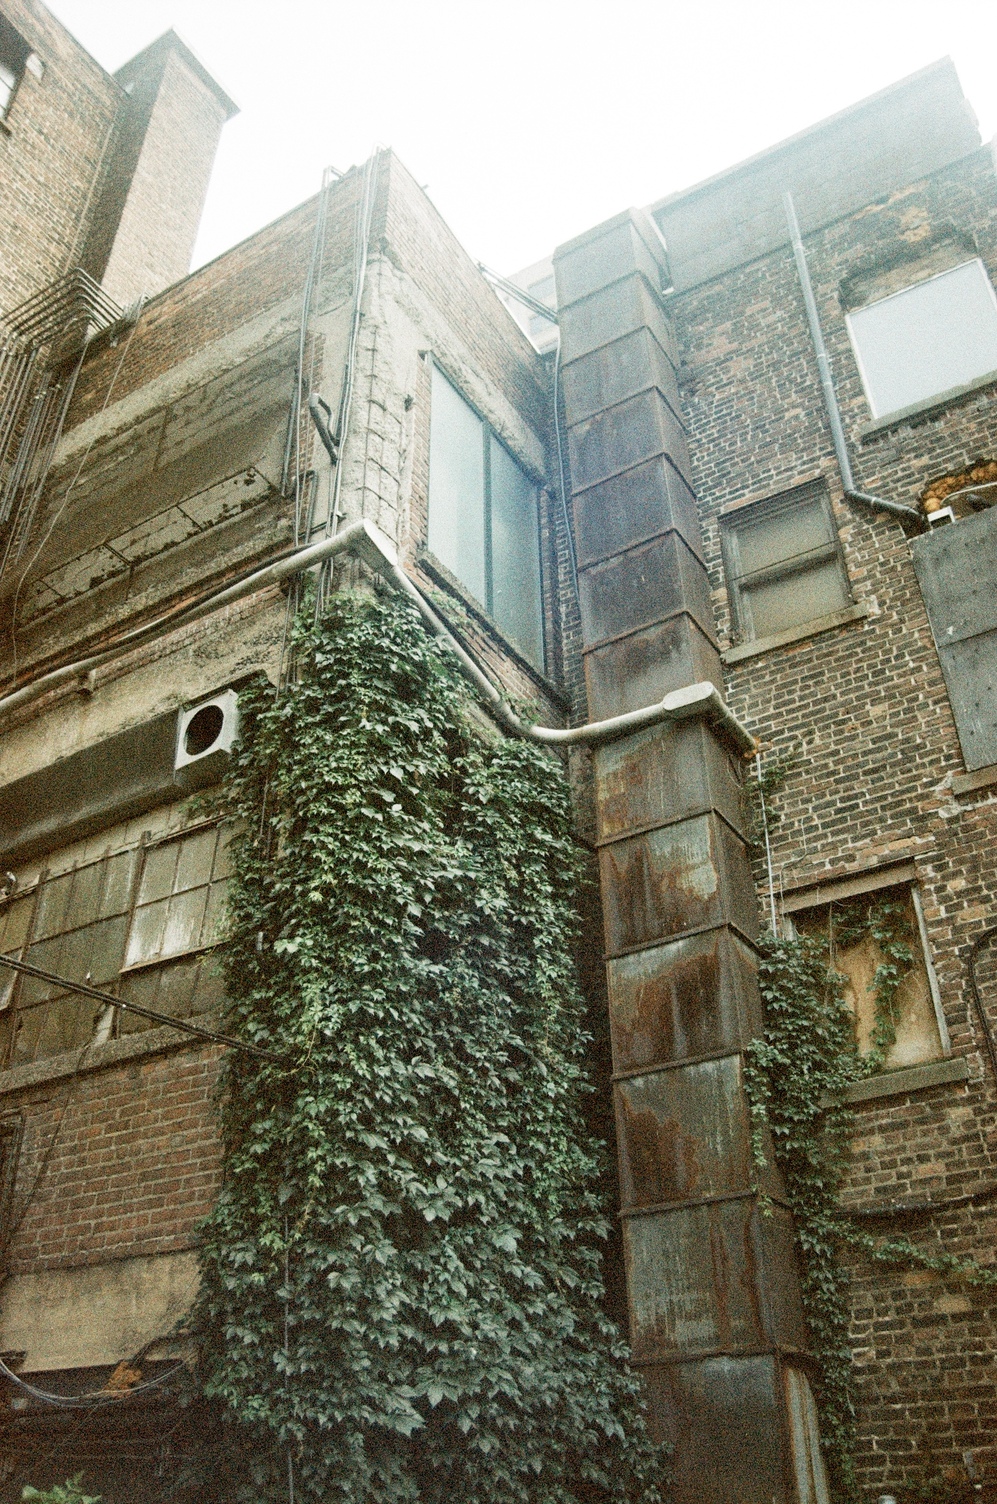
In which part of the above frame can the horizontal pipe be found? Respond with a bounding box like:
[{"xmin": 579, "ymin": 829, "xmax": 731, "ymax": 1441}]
[
  {"xmin": 0, "ymin": 519, "xmax": 755, "ymax": 753},
  {"xmin": 847, "ymin": 489, "xmax": 922, "ymax": 524}
]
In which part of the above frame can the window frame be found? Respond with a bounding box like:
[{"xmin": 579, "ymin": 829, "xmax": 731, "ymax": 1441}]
[
  {"xmin": 425, "ymin": 358, "xmax": 547, "ymax": 674},
  {"xmin": 720, "ymin": 481, "xmax": 853, "ymax": 646},
  {"xmin": 0, "ymin": 817, "xmax": 232, "ymax": 1069},
  {"xmin": 782, "ymin": 870, "xmax": 950, "ymax": 1066}
]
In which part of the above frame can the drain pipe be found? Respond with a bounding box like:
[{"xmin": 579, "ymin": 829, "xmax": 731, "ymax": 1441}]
[
  {"xmin": 0, "ymin": 519, "xmax": 754, "ymax": 754},
  {"xmin": 783, "ymin": 192, "xmax": 922, "ymax": 528}
]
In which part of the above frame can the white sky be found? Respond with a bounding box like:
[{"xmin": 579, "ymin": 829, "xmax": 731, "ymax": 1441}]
[{"xmin": 45, "ymin": 0, "xmax": 997, "ymax": 279}]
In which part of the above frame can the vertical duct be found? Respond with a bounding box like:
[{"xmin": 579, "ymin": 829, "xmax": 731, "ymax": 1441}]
[{"xmin": 553, "ymin": 210, "xmax": 820, "ymax": 1503}]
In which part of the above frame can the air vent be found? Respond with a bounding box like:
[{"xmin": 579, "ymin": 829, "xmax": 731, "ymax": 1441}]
[{"xmin": 174, "ymin": 690, "xmax": 240, "ymax": 790}]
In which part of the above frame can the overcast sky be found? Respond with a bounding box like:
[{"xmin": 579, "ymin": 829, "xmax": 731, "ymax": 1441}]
[{"xmin": 46, "ymin": 0, "xmax": 997, "ymax": 279}]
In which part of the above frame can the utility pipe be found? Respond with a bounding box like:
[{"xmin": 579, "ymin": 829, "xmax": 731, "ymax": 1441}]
[
  {"xmin": 0, "ymin": 519, "xmax": 755, "ymax": 753},
  {"xmin": 783, "ymin": 192, "xmax": 923, "ymax": 528}
]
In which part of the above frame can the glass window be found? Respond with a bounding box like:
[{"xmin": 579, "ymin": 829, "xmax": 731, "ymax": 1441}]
[
  {"xmin": 0, "ymin": 822, "xmax": 232, "ymax": 1066},
  {"xmin": 0, "ymin": 16, "xmax": 29, "ymax": 119},
  {"xmin": 721, "ymin": 483, "xmax": 851, "ymax": 643},
  {"xmin": 427, "ymin": 364, "xmax": 545, "ymax": 670},
  {"xmin": 847, "ymin": 259, "xmax": 997, "ymax": 420},
  {"xmin": 792, "ymin": 885, "xmax": 944, "ymax": 1070}
]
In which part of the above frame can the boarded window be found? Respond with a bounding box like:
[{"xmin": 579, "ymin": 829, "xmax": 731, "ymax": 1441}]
[
  {"xmin": 721, "ymin": 482, "xmax": 852, "ymax": 643},
  {"xmin": 792, "ymin": 885, "xmax": 944, "ymax": 1069},
  {"xmin": 847, "ymin": 259, "xmax": 997, "ymax": 420},
  {"xmin": 427, "ymin": 363, "xmax": 545, "ymax": 670},
  {"xmin": 911, "ymin": 506, "xmax": 997, "ymax": 772}
]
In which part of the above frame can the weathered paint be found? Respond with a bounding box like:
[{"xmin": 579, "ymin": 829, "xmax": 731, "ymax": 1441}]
[{"xmin": 595, "ymin": 718, "xmax": 745, "ymax": 843}]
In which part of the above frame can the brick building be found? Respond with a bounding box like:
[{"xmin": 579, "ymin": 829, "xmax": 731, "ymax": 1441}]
[{"xmin": 1, "ymin": 4, "xmax": 996, "ymax": 1500}]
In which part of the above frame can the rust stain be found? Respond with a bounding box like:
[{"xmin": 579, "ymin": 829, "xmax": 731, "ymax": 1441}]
[{"xmin": 620, "ymin": 1097, "xmax": 701, "ymax": 1205}]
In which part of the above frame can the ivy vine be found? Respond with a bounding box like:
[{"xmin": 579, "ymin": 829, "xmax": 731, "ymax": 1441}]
[
  {"xmin": 828, "ymin": 891, "xmax": 916, "ymax": 1074},
  {"xmin": 189, "ymin": 590, "xmax": 665, "ymax": 1504},
  {"xmin": 746, "ymin": 932, "xmax": 997, "ymax": 1503}
]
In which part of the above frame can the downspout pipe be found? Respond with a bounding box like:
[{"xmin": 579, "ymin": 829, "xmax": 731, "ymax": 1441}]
[
  {"xmin": 0, "ymin": 519, "xmax": 754, "ymax": 754},
  {"xmin": 783, "ymin": 192, "xmax": 923, "ymax": 528}
]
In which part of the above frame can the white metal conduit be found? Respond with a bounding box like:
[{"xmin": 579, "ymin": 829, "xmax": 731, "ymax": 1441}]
[{"xmin": 0, "ymin": 519, "xmax": 755, "ymax": 753}]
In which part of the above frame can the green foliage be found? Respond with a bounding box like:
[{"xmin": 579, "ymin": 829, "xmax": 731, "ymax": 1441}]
[
  {"xmin": 22, "ymin": 1479, "xmax": 101, "ymax": 1504},
  {"xmin": 747, "ymin": 932, "xmax": 997, "ymax": 1503},
  {"xmin": 745, "ymin": 934, "xmax": 861, "ymax": 1500},
  {"xmin": 742, "ymin": 746, "xmax": 800, "ymax": 847},
  {"xmin": 192, "ymin": 591, "xmax": 664, "ymax": 1504},
  {"xmin": 830, "ymin": 891, "xmax": 916, "ymax": 1073}
]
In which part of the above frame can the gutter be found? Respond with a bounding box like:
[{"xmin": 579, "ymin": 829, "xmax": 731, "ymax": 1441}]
[
  {"xmin": 0, "ymin": 519, "xmax": 754, "ymax": 754},
  {"xmin": 783, "ymin": 192, "xmax": 923, "ymax": 528}
]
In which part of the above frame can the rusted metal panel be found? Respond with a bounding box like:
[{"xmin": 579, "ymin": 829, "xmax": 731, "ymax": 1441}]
[
  {"xmin": 577, "ymin": 529, "xmax": 712, "ymax": 648},
  {"xmin": 553, "ymin": 213, "xmax": 667, "ymax": 309},
  {"xmin": 557, "ymin": 271, "xmax": 680, "ymax": 368},
  {"xmin": 911, "ymin": 509, "xmax": 997, "ymax": 770},
  {"xmin": 572, "ymin": 453, "xmax": 703, "ymax": 568},
  {"xmin": 583, "ymin": 614, "xmax": 722, "ymax": 720},
  {"xmin": 561, "ymin": 325, "xmax": 680, "ymax": 425},
  {"xmin": 600, "ymin": 813, "xmax": 759, "ymax": 955},
  {"xmin": 595, "ymin": 719, "xmax": 746, "ymax": 843},
  {"xmin": 608, "ymin": 930, "xmax": 763, "ymax": 1069},
  {"xmin": 643, "ymin": 1355, "xmax": 794, "ymax": 1503},
  {"xmin": 567, "ymin": 386, "xmax": 690, "ymax": 493},
  {"xmin": 615, "ymin": 1055, "xmax": 752, "ymax": 1207},
  {"xmin": 624, "ymin": 1200, "xmax": 807, "ymax": 1359}
]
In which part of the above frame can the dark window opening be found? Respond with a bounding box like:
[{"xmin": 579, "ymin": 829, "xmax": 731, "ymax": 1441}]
[{"xmin": 0, "ymin": 15, "xmax": 30, "ymax": 120}]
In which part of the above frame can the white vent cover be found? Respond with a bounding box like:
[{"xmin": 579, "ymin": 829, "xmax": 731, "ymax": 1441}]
[{"xmin": 174, "ymin": 689, "xmax": 240, "ymax": 790}]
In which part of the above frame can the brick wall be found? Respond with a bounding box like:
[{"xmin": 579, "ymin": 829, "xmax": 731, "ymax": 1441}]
[{"xmin": 671, "ymin": 143, "xmax": 997, "ymax": 1497}]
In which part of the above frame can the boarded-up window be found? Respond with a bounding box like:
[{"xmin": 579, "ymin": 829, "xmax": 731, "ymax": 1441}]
[
  {"xmin": 911, "ymin": 507, "xmax": 997, "ymax": 772},
  {"xmin": 793, "ymin": 885, "xmax": 944, "ymax": 1069}
]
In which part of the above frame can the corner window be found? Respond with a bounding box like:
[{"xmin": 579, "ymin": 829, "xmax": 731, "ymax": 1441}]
[
  {"xmin": 721, "ymin": 482, "xmax": 851, "ymax": 644},
  {"xmin": 788, "ymin": 882, "xmax": 946, "ymax": 1070},
  {"xmin": 847, "ymin": 258, "xmax": 997, "ymax": 420},
  {"xmin": 0, "ymin": 16, "xmax": 29, "ymax": 119},
  {"xmin": 427, "ymin": 364, "xmax": 545, "ymax": 671}
]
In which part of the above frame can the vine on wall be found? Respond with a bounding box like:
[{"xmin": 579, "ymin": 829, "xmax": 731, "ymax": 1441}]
[{"xmin": 190, "ymin": 591, "xmax": 664, "ymax": 1504}]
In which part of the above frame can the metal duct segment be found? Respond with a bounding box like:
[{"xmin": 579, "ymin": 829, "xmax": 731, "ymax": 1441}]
[{"xmin": 553, "ymin": 208, "xmax": 816, "ymax": 1502}]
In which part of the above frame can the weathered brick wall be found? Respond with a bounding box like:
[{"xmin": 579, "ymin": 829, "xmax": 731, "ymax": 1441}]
[
  {"xmin": 0, "ymin": 0, "xmax": 121, "ymax": 313},
  {"xmin": 671, "ymin": 143, "xmax": 997, "ymax": 1496},
  {"xmin": 6, "ymin": 1043, "xmax": 222, "ymax": 1273}
]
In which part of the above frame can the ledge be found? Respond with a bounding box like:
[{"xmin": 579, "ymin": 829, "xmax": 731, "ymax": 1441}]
[
  {"xmin": 857, "ymin": 370, "xmax": 997, "ymax": 439},
  {"xmin": 952, "ymin": 762, "xmax": 997, "ymax": 797},
  {"xmin": 842, "ymin": 1055, "xmax": 969, "ymax": 1104},
  {"xmin": 721, "ymin": 603, "xmax": 870, "ymax": 664},
  {"xmin": 0, "ymin": 1019, "xmax": 214, "ymax": 1097}
]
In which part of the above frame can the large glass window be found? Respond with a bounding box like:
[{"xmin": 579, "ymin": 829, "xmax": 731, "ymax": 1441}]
[
  {"xmin": 721, "ymin": 482, "xmax": 852, "ymax": 644},
  {"xmin": 0, "ymin": 822, "xmax": 231, "ymax": 1066},
  {"xmin": 847, "ymin": 258, "xmax": 997, "ymax": 420},
  {"xmin": 427, "ymin": 364, "xmax": 544, "ymax": 670},
  {"xmin": 0, "ymin": 16, "xmax": 29, "ymax": 119}
]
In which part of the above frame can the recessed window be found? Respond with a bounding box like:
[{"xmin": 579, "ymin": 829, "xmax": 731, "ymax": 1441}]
[
  {"xmin": 789, "ymin": 883, "xmax": 946, "ymax": 1070},
  {"xmin": 721, "ymin": 482, "xmax": 851, "ymax": 644},
  {"xmin": 0, "ymin": 15, "xmax": 30, "ymax": 120},
  {"xmin": 847, "ymin": 258, "xmax": 997, "ymax": 420},
  {"xmin": 427, "ymin": 363, "xmax": 545, "ymax": 670}
]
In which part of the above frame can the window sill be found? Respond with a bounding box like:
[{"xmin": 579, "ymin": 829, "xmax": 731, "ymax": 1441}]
[
  {"xmin": 721, "ymin": 603, "xmax": 870, "ymax": 664},
  {"xmin": 857, "ymin": 370, "xmax": 997, "ymax": 439},
  {"xmin": 841, "ymin": 1055, "xmax": 969, "ymax": 1104},
  {"xmin": 0, "ymin": 1017, "xmax": 213, "ymax": 1096},
  {"xmin": 416, "ymin": 549, "xmax": 569, "ymax": 709},
  {"xmin": 952, "ymin": 762, "xmax": 997, "ymax": 797}
]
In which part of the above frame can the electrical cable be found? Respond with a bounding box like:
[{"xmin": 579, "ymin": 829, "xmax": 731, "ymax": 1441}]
[
  {"xmin": 0, "ymin": 1355, "xmax": 187, "ymax": 1410},
  {"xmin": 0, "ymin": 955, "xmax": 280, "ymax": 1061}
]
